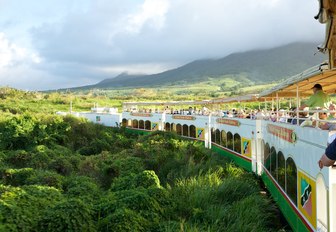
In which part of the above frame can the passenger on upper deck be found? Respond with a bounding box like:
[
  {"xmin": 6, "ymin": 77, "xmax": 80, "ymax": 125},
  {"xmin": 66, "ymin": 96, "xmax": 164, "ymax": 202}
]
[
  {"xmin": 299, "ymin": 84, "xmax": 331, "ymax": 110},
  {"xmin": 318, "ymin": 138, "xmax": 336, "ymax": 169}
]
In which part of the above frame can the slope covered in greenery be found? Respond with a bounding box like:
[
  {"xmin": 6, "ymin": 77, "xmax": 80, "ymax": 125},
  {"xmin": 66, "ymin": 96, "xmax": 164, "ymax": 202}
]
[
  {"xmin": 0, "ymin": 89, "xmax": 287, "ymax": 231},
  {"xmin": 86, "ymin": 42, "xmax": 325, "ymax": 89}
]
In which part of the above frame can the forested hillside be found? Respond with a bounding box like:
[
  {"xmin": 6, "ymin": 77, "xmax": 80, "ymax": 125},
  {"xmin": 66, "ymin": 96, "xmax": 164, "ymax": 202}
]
[
  {"xmin": 83, "ymin": 42, "xmax": 325, "ymax": 89},
  {"xmin": 0, "ymin": 88, "xmax": 287, "ymax": 231}
]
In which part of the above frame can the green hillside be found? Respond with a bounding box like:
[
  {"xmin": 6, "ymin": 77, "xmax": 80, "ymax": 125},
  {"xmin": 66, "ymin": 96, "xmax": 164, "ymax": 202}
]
[
  {"xmin": 88, "ymin": 42, "xmax": 325, "ymax": 89},
  {"xmin": 0, "ymin": 89, "xmax": 287, "ymax": 231}
]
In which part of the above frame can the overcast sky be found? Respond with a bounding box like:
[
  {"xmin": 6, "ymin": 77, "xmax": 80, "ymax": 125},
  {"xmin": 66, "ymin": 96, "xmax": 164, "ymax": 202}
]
[{"xmin": 0, "ymin": 0, "xmax": 325, "ymax": 90}]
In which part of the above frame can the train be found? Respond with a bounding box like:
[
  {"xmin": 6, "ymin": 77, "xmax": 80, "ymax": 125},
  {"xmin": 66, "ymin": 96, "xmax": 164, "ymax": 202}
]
[{"xmin": 70, "ymin": 2, "xmax": 336, "ymax": 231}]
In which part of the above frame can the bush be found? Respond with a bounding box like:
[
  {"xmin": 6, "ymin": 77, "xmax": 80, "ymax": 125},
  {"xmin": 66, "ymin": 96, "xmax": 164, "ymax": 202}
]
[
  {"xmin": 0, "ymin": 184, "xmax": 63, "ymax": 231},
  {"xmin": 63, "ymin": 175, "xmax": 101, "ymax": 201},
  {"xmin": 2, "ymin": 168, "xmax": 35, "ymax": 186},
  {"xmin": 39, "ymin": 198, "xmax": 96, "ymax": 232},
  {"xmin": 98, "ymin": 208, "xmax": 148, "ymax": 232}
]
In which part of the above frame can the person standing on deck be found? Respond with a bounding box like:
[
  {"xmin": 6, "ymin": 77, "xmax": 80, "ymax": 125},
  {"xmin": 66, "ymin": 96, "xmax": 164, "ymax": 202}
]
[
  {"xmin": 318, "ymin": 138, "xmax": 336, "ymax": 169},
  {"xmin": 299, "ymin": 84, "xmax": 331, "ymax": 110}
]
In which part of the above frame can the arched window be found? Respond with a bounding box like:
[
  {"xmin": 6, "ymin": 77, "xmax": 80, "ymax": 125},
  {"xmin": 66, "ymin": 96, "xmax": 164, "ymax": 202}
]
[
  {"xmin": 316, "ymin": 175, "xmax": 328, "ymax": 230},
  {"xmin": 277, "ymin": 151, "xmax": 285, "ymax": 189},
  {"xmin": 215, "ymin": 129, "xmax": 221, "ymax": 144},
  {"xmin": 122, "ymin": 118, "xmax": 127, "ymax": 127},
  {"xmin": 171, "ymin": 123, "xmax": 176, "ymax": 132},
  {"xmin": 132, "ymin": 119, "xmax": 138, "ymax": 128},
  {"xmin": 189, "ymin": 125, "xmax": 196, "ymax": 138},
  {"xmin": 264, "ymin": 143, "xmax": 270, "ymax": 170},
  {"xmin": 286, "ymin": 157, "xmax": 297, "ymax": 206},
  {"xmin": 183, "ymin": 124, "xmax": 189, "ymax": 137},
  {"xmin": 145, "ymin": 120, "xmax": 151, "ymax": 130},
  {"xmin": 165, "ymin": 122, "xmax": 171, "ymax": 132},
  {"xmin": 227, "ymin": 132, "xmax": 233, "ymax": 150},
  {"xmin": 260, "ymin": 140, "xmax": 265, "ymax": 163},
  {"xmin": 176, "ymin": 124, "xmax": 182, "ymax": 135},
  {"xmin": 221, "ymin": 130, "xmax": 227, "ymax": 147},
  {"xmin": 233, "ymin": 133, "xmax": 241, "ymax": 154},
  {"xmin": 270, "ymin": 146, "xmax": 277, "ymax": 179},
  {"xmin": 139, "ymin": 120, "xmax": 145, "ymax": 129},
  {"xmin": 211, "ymin": 128, "xmax": 215, "ymax": 143}
]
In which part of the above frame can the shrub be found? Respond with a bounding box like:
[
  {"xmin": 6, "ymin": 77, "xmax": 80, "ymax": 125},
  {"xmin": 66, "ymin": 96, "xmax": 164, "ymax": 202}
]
[
  {"xmin": 26, "ymin": 170, "xmax": 64, "ymax": 189},
  {"xmin": 98, "ymin": 208, "xmax": 148, "ymax": 232},
  {"xmin": 0, "ymin": 184, "xmax": 63, "ymax": 231},
  {"xmin": 63, "ymin": 175, "xmax": 101, "ymax": 201},
  {"xmin": 2, "ymin": 168, "xmax": 35, "ymax": 186},
  {"xmin": 39, "ymin": 198, "xmax": 96, "ymax": 232}
]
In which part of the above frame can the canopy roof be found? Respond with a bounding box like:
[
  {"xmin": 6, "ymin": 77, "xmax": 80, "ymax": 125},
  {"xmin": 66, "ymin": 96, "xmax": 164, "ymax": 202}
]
[
  {"xmin": 258, "ymin": 63, "xmax": 336, "ymax": 99},
  {"xmin": 122, "ymin": 94, "xmax": 259, "ymax": 107},
  {"xmin": 123, "ymin": 100, "xmax": 211, "ymax": 106}
]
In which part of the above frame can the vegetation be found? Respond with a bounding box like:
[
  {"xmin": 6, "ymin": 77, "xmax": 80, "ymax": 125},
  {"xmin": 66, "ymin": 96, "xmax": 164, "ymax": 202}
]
[
  {"xmin": 0, "ymin": 88, "xmax": 287, "ymax": 231},
  {"xmin": 78, "ymin": 42, "xmax": 325, "ymax": 89}
]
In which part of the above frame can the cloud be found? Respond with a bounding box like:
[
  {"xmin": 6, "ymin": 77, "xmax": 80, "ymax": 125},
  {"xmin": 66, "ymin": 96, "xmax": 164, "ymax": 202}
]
[{"xmin": 0, "ymin": 0, "xmax": 326, "ymax": 90}]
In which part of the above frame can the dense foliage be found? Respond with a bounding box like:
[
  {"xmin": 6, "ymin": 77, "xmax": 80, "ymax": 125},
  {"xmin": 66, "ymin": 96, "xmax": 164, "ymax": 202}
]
[{"xmin": 0, "ymin": 88, "xmax": 286, "ymax": 231}]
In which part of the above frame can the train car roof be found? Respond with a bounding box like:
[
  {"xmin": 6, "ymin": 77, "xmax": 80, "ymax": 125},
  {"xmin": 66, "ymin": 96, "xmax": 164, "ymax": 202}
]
[{"xmin": 258, "ymin": 62, "xmax": 336, "ymax": 99}]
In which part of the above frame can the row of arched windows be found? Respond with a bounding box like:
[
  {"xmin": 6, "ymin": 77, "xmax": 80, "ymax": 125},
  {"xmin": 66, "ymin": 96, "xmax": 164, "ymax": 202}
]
[
  {"xmin": 122, "ymin": 119, "xmax": 151, "ymax": 130},
  {"xmin": 165, "ymin": 123, "xmax": 196, "ymax": 138},
  {"xmin": 122, "ymin": 119, "xmax": 198, "ymax": 138},
  {"xmin": 211, "ymin": 128, "xmax": 242, "ymax": 154},
  {"xmin": 263, "ymin": 141, "xmax": 297, "ymax": 206}
]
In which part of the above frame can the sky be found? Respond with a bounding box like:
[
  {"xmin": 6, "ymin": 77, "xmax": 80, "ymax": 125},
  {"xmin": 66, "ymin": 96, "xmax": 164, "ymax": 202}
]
[{"xmin": 0, "ymin": 0, "xmax": 326, "ymax": 90}]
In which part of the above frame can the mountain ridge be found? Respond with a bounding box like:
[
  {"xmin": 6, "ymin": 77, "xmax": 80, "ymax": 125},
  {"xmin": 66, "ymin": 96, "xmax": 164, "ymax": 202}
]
[{"xmin": 69, "ymin": 42, "xmax": 326, "ymax": 90}]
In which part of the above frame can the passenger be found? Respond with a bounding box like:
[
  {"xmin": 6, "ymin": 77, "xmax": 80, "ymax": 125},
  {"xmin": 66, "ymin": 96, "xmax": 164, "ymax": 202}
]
[
  {"xmin": 255, "ymin": 109, "xmax": 265, "ymax": 120},
  {"xmin": 299, "ymin": 83, "xmax": 331, "ymax": 110},
  {"xmin": 278, "ymin": 109, "xmax": 288, "ymax": 123},
  {"xmin": 313, "ymin": 108, "xmax": 329, "ymax": 129},
  {"xmin": 323, "ymin": 103, "xmax": 336, "ymax": 130},
  {"xmin": 318, "ymin": 138, "xmax": 336, "ymax": 169},
  {"xmin": 270, "ymin": 112, "xmax": 276, "ymax": 122},
  {"xmin": 188, "ymin": 107, "xmax": 192, "ymax": 115},
  {"xmin": 291, "ymin": 108, "xmax": 308, "ymax": 125}
]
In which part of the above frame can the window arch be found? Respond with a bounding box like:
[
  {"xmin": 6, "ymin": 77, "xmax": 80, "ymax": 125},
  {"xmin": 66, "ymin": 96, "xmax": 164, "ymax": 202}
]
[
  {"xmin": 183, "ymin": 124, "xmax": 189, "ymax": 137},
  {"xmin": 122, "ymin": 118, "xmax": 127, "ymax": 127},
  {"xmin": 316, "ymin": 174, "xmax": 328, "ymax": 230},
  {"xmin": 171, "ymin": 123, "xmax": 176, "ymax": 132},
  {"xmin": 277, "ymin": 151, "xmax": 285, "ymax": 189},
  {"xmin": 211, "ymin": 128, "xmax": 215, "ymax": 143},
  {"xmin": 189, "ymin": 125, "xmax": 196, "ymax": 138},
  {"xmin": 215, "ymin": 129, "xmax": 221, "ymax": 144},
  {"xmin": 264, "ymin": 143, "xmax": 271, "ymax": 170},
  {"xmin": 165, "ymin": 122, "xmax": 171, "ymax": 132},
  {"xmin": 270, "ymin": 146, "xmax": 277, "ymax": 179},
  {"xmin": 145, "ymin": 120, "xmax": 151, "ymax": 130},
  {"xmin": 139, "ymin": 120, "xmax": 145, "ymax": 129},
  {"xmin": 260, "ymin": 140, "xmax": 265, "ymax": 164},
  {"xmin": 227, "ymin": 132, "xmax": 233, "ymax": 150},
  {"xmin": 221, "ymin": 130, "xmax": 227, "ymax": 147},
  {"xmin": 132, "ymin": 119, "xmax": 138, "ymax": 128},
  {"xmin": 233, "ymin": 133, "xmax": 241, "ymax": 153},
  {"xmin": 176, "ymin": 124, "xmax": 182, "ymax": 135},
  {"xmin": 286, "ymin": 157, "xmax": 297, "ymax": 206}
]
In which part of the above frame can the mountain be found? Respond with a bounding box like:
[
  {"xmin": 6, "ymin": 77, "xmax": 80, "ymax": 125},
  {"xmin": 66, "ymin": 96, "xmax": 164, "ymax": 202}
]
[{"xmin": 86, "ymin": 42, "xmax": 327, "ymax": 89}]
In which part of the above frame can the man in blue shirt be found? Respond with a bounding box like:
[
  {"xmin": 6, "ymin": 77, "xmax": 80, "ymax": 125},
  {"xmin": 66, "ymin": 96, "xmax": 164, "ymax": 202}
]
[{"xmin": 318, "ymin": 138, "xmax": 336, "ymax": 169}]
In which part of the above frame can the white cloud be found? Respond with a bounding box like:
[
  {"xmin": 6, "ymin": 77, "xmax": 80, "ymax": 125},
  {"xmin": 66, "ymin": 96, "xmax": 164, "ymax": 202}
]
[
  {"xmin": 0, "ymin": 0, "xmax": 327, "ymax": 90},
  {"xmin": 126, "ymin": 0, "xmax": 170, "ymax": 33},
  {"xmin": 0, "ymin": 33, "xmax": 40, "ymax": 68}
]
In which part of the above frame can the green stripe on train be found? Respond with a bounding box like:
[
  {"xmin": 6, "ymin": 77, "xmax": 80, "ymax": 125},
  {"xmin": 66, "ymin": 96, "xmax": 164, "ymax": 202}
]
[
  {"xmin": 261, "ymin": 173, "xmax": 311, "ymax": 232},
  {"xmin": 211, "ymin": 145, "xmax": 252, "ymax": 172}
]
